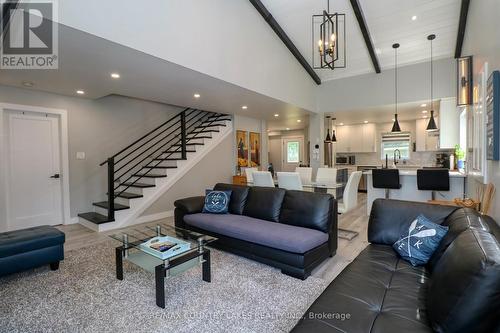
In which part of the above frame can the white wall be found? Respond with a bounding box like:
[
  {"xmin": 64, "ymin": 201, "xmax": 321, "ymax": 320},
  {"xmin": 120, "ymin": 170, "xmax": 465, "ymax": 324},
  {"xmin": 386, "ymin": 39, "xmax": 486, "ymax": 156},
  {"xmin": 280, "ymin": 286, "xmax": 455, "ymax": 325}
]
[
  {"xmin": 268, "ymin": 129, "xmax": 307, "ymax": 172},
  {"xmin": 0, "ymin": 84, "xmax": 182, "ymax": 227},
  {"xmin": 56, "ymin": 0, "xmax": 316, "ymax": 112},
  {"xmin": 462, "ymin": 0, "xmax": 500, "ymax": 221},
  {"xmin": 317, "ymin": 58, "xmax": 456, "ymax": 112}
]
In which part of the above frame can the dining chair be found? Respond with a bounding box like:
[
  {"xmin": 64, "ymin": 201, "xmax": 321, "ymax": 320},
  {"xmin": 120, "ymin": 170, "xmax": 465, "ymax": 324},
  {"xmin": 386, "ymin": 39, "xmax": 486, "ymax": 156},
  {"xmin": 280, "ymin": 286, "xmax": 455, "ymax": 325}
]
[
  {"xmin": 252, "ymin": 171, "xmax": 274, "ymax": 187},
  {"xmin": 338, "ymin": 171, "xmax": 362, "ymax": 214},
  {"xmin": 244, "ymin": 167, "xmax": 258, "ymax": 184},
  {"xmin": 295, "ymin": 167, "xmax": 313, "ymax": 185},
  {"xmin": 277, "ymin": 172, "xmax": 303, "ymax": 190},
  {"xmin": 316, "ymin": 167, "xmax": 337, "ymax": 184}
]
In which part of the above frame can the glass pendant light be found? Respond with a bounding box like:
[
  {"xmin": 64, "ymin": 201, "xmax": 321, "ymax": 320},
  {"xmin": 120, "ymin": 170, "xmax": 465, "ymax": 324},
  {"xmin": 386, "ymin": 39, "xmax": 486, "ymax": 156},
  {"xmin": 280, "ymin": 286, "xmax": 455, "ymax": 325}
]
[
  {"xmin": 426, "ymin": 34, "xmax": 438, "ymax": 131},
  {"xmin": 391, "ymin": 43, "xmax": 402, "ymax": 132}
]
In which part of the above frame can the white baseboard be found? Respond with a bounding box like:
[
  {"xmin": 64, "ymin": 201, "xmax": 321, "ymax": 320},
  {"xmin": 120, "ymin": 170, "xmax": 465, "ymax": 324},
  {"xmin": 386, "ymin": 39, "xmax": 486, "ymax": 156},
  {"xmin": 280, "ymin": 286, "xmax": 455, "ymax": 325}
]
[{"xmin": 135, "ymin": 210, "xmax": 174, "ymax": 224}]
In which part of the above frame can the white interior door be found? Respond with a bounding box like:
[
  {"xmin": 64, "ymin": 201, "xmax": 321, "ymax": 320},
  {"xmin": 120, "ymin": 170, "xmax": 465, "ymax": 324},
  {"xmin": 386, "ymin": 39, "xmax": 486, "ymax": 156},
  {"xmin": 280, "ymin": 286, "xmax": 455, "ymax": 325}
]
[
  {"xmin": 282, "ymin": 136, "xmax": 304, "ymax": 172},
  {"xmin": 6, "ymin": 112, "xmax": 63, "ymax": 230}
]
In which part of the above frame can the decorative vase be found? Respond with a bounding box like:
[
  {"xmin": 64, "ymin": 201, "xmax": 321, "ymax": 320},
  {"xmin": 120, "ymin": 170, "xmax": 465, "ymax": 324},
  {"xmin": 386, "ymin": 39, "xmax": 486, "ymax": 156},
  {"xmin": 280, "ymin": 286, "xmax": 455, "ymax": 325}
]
[{"xmin": 457, "ymin": 160, "xmax": 465, "ymax": 170}]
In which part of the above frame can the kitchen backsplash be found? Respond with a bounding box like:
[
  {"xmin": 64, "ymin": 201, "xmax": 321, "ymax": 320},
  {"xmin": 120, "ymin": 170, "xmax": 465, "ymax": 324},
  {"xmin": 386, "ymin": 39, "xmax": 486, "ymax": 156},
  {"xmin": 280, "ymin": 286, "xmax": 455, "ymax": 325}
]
[{"xmin": 350, "ymin": 151, "xmax": 452, "ymax": 167}]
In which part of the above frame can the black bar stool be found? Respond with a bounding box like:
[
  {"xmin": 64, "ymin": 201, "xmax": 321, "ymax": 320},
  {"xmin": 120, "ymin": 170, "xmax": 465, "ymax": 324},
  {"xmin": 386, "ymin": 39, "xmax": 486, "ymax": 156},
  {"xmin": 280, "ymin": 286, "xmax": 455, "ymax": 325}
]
[
  {"xmin": 417, "ymin": 168, "xmax": 450, "ymax": 201},
  {"xmin": 372, "ymin": 169, "xmax": 401, "ymax": 199}
]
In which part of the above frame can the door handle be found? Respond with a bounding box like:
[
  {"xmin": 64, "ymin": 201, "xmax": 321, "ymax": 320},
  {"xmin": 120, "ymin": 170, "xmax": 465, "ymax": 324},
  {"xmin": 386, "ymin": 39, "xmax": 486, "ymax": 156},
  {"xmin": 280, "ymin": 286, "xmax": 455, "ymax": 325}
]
[{"xmin": 50, "ymin": 173, "xmax": 60, "ymax": 179}]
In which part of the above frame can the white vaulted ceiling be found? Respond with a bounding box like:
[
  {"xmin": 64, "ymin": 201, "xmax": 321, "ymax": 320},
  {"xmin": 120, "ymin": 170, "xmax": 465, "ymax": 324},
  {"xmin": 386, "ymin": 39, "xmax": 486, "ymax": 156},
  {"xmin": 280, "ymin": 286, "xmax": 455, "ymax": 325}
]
[{"xmin": 260, "ymin": 0, "xmax": 461, "ymax": 81}]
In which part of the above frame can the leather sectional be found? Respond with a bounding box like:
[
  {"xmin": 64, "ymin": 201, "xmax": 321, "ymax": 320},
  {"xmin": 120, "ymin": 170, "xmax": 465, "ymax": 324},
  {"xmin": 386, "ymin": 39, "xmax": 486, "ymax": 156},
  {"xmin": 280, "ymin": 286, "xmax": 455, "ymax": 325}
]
[
  {"xmin": 174, "ymin": 183, "xmax": 337, "ymax": 279},
  {"xmin": 292, "ymin": 199, "xmax": 500, "ymax": 333}
]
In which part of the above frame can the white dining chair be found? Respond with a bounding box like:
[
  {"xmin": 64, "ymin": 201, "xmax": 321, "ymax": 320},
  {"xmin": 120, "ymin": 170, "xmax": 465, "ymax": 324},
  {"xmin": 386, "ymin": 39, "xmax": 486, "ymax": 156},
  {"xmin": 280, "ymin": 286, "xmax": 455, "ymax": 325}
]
[
  {"xmin": 295, "ymin": 167, "xmax": 313, "ymax": 185},
  {"xmin": 316, "ymin": 167, "xmax": 337, "ymax": 184},
  {"xmin": 338, "ymin": 171, "xmax": 362, "ymax": 214},
  {"xmin": 277, "ymin": 172, "xmax": 303, "ymax": 190},
  {"xmin": 244, "ymin": 167, "xmax": 258, "ymax": 184},
  {"xmin": 252, "ymin": 171, "xmax": 274, "ymax": 187}
]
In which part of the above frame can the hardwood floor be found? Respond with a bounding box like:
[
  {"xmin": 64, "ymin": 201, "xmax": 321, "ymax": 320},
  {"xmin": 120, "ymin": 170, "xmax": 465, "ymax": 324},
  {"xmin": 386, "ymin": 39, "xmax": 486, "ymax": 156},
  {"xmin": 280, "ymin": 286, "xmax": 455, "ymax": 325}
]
[{"xmin": 57, "ymin": 193, "xmax": 370, "ymax": 280}]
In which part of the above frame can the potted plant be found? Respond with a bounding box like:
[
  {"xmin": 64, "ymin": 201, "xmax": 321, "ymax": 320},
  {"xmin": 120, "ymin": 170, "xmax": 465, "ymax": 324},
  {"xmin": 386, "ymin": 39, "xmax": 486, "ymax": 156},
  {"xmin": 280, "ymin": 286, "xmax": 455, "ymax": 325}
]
[{"xmin": 455, "ymin": 144, "xmax": 465, "ymax": 170}]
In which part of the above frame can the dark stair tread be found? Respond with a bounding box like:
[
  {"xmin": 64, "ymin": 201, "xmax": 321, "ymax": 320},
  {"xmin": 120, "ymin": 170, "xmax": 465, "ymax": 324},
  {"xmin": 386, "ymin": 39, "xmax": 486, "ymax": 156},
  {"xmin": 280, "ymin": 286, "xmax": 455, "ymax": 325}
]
[
  {"xmin": 143, "ymin": 165, "xmax": 177, "ymax": 169},
  {"xmin": 93, "ymin": 201, "xmax": 130, "ymax": 211},
  {"xmin": 186, "ymin": 135, "xmax": 212, "ymax": 139},
  {"xmin": 206, "ymin": 116, "xmax": 230, "ymax": 121},
  {"xmin": 189, "ymin": 129, "xmax": 219, "ymax": 134},
  {"xmin": 78, "ymin": 212, "xmax": 115, "ymax": 224},
  {"xmin": 120, "ymin": 182, "xmax": 155, "ymax": 188},
  {"xmin": 133, "ymin": 173, "xmax": 167, "ymax": 178},
  {"xmin": 163, "ymin": 150, "xmax": 196, "ymax": 153},
  {"xmin": 153, "ymin": 157, "xmax": 186, "ymax": 161},
  {"xmin": 172, "ymin": 143, "xmax": 204, "ymax": 147},
  {"xmin": 197, "ymin": 123, "xmax": 227, "ymax": 128},
  {"xmin": 110, "ymin": 192, "xmax": 144, "ymax": 199}
]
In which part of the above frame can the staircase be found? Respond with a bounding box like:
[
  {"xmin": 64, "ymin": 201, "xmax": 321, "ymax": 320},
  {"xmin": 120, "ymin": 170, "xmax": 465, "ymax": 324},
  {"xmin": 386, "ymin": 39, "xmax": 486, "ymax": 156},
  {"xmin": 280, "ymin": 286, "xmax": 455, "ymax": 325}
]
[{"xmin": 78, "ymin": 108, "xmax": 232, "ymax": 232}]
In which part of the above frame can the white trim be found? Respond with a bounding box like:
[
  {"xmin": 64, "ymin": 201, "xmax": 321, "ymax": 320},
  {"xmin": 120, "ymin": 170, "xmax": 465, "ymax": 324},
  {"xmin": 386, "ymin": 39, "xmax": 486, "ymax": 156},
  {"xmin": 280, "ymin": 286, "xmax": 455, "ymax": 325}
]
[
  {"xmin": 0, "ymin": 103, "xmax": 71, "ymax": 227},
  {"xmin": 135, "ymin": 210, "xmax": 174, "ymax": 224}
]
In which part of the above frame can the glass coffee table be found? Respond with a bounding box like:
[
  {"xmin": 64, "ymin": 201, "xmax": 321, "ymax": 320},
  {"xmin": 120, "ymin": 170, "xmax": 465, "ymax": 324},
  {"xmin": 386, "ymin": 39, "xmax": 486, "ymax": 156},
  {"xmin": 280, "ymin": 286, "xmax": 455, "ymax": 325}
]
[{"xmin": 110, "ymin": 222, "xmax": 217, "ymax": 308}]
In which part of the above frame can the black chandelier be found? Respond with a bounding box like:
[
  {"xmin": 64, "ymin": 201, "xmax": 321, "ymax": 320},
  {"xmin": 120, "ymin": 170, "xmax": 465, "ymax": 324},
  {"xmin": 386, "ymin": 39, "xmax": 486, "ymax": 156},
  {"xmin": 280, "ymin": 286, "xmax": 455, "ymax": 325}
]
[{"xmin": 312, "ymin": 0, "xmax": 346, "ymax": 70}]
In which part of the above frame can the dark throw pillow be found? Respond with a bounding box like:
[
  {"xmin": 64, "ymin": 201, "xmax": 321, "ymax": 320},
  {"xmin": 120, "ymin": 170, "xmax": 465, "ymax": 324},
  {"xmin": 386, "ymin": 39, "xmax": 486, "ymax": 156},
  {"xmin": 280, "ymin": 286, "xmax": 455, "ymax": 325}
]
[
  {"xmin": 393, "ymin": 214, "xmax": 448, "ymax": 266},
  {"xmin": 202, "ymin": 190, "xmax": 232, "ymax": 214}
]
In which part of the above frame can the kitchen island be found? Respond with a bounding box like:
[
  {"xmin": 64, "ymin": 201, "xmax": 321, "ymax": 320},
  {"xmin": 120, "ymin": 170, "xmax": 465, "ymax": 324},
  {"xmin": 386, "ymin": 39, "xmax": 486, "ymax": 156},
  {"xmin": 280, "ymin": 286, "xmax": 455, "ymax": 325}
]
[{"xmin": 365, "ymin": 169, "xmax": 466, "ymax": 215}]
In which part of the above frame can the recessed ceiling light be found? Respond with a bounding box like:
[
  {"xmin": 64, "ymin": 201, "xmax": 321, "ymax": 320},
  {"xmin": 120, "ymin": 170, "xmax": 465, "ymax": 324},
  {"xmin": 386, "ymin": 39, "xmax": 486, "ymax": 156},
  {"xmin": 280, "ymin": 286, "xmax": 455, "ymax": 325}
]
[
  {"xmin": 422, "ymin": 110, "xmax": 428, "ymax": 113},
  {"xmin": 194, "ymin": 93, "xmax": 200, "ymax": 98},
  {"xmin": 22, "ymin": 81, "xmax": 34, "ymax": 87},
  {"xmin": 412, "ymin": 15, "xmax": 417, "ymax": 21},
  {"xmin": 241, "ymin": 105, "xmax": 248, "ymax": 110},
  {"xmin": 364, "ymin": 120, "xmax": 368, "ymax": 124},
  {"xmin": 339, "ymin": 122, "xmax": 344, "ymax": 126},
  {"xmin": 286, "ymin": 127, "xmax": 290, "ymax": 130},
  {"xmin": 297, "ymin": 119, "xmax": 302, "ymax": 123},
  {"xmin": 76, "ymin": 90, "xmax": 85, "ymax": 95},
  {"xmin": 110, "ymin": 73, "xmax": 120, "ymax": 79},
  {"xmin": 421, "ymin": 103, "xmax": 427, "ymax": 107},
  {"xmin": 274, "ymin": 114, "xmax": 279, "ymax": 117}
]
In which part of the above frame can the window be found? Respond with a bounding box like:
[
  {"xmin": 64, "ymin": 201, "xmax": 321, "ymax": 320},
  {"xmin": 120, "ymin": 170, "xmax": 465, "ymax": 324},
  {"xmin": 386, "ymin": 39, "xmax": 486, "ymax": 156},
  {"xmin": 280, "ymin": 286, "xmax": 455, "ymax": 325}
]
[
  {"xmin": 380, "ymin": 132, "xmax": 411, "ymax": 160},
  {"xmin": 287, "ymin": 141, "xmax": 299, "ymax": 163}
]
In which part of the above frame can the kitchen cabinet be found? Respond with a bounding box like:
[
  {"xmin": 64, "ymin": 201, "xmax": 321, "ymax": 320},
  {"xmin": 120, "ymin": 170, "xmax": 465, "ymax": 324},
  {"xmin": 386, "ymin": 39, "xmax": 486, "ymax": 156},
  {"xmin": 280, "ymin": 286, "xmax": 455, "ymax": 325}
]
[
  {"xmin": 416, "ymin": 118, "xmax": 440, "ymax": 151},
  {"xmin": 439, "ymin": 97, "xmax": 459, "ymax": 149},
  {"xmin": 336, "ymin": 124, "xmax": 377, "ymax": 153}
]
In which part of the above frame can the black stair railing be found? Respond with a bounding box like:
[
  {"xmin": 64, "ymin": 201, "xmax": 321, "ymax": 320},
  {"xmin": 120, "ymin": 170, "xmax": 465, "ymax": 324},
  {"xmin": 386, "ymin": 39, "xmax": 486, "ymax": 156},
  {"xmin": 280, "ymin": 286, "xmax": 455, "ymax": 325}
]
[{"xmin": 99, "ymin": 108, "xmax": 229, "ymax": 220}]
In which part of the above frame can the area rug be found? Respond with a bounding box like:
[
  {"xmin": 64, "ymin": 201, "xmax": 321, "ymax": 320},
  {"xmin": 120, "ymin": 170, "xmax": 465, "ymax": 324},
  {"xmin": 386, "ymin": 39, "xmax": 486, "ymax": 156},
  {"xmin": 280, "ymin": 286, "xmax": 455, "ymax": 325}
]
[{"xmin": 0, "ymin": 241, "xmax": 329, "ymax": 333}]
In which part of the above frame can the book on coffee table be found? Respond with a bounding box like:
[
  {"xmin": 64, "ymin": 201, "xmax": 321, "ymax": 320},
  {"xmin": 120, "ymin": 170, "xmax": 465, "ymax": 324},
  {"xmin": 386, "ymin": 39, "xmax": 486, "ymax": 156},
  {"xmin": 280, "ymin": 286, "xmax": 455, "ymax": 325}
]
[{"xmin": 139, "ymin": 235, "xmax": 191, "ymax": 260}]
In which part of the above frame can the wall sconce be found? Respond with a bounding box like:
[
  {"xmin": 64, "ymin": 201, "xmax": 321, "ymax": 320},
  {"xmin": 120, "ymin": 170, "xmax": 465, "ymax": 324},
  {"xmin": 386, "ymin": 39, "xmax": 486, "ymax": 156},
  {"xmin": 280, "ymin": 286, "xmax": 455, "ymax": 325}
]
[{"xmin": 457, "ymin": 56, "xmax": 473, "ymax": 106}]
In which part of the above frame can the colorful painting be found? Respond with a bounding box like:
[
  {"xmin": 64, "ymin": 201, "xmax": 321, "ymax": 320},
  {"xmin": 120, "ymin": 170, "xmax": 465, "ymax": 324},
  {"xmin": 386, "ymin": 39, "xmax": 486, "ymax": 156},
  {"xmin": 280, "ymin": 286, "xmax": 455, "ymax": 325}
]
[
  {"xmin": 236, "ymin": 130, "xmax": 248, "ymax": 167},
  {"xmin": 249, "ymin": 132, "xmax": 261, "ymax": 167}
]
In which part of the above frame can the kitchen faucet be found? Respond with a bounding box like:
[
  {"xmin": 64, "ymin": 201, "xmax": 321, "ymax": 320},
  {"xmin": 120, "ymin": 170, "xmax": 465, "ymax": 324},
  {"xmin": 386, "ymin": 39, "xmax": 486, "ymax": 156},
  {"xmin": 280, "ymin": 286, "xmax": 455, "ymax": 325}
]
[{"xmin": 393, "ymin": 149, "xmax": 401, "ymax": 167}]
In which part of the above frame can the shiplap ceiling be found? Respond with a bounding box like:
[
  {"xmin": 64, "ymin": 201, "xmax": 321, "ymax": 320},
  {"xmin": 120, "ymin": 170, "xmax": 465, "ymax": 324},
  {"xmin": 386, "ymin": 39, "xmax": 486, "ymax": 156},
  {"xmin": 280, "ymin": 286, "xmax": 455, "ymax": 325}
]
[{"xmin": 260, "ymin": 0, "xmax": 461, "ymax": 81}]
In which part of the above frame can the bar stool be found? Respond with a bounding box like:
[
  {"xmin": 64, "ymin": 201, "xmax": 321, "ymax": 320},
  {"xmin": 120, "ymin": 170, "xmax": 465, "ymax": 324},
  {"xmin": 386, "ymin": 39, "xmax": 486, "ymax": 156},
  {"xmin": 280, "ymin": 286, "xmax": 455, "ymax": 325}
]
[
  {"xmin": 417, "ymin": 168, "xmax": 450, "ymax": 201},
  {"xmin": 372, "ymin": 169, "xmax": 401, "ymax": 199}
]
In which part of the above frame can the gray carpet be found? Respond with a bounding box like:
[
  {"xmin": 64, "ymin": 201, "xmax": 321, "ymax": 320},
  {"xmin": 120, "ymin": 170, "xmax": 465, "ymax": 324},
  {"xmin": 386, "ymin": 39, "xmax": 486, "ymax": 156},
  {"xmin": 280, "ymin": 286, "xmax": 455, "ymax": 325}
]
[{"xmin": 0, "ymin": 241, "xmax": 329, "ymax": 333}]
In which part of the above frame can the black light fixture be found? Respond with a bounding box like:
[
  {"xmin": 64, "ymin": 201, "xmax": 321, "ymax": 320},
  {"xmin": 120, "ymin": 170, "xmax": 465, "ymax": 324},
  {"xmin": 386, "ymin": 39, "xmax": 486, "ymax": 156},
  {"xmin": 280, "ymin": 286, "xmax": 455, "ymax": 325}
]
[
  {"xmin": 324, "ymin": 116, "xmax": 332, "ymax": 143},
  {"xmin": 391, "ymin": 43, "xmax": 402, "ymax": 133},
  {"xmin": 331, "ymin": 117, "xmax": 337, "ymax": 142},
  {"xmin": 426, "ymin": 34, "xmax": 438, "ymax": 132},
  {"xmin": 312, "ymin": 0, "xmax": 346, "ymax": 70}
]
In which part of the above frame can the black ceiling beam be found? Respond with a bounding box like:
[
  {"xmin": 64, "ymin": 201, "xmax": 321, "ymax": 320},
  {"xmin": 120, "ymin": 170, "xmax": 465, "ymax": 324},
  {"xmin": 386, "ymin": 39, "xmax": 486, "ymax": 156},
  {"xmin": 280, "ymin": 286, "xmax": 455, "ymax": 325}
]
[
  {"xmin": 349, "ymin": 0, "xmax": 381, "ymax": 73},
  {"xmin": 454, "ymin": 0, "xmax": 470, "ymax": 58},
  {"xmin": 249, "ymin": 0, "xmax": 321, "ymax": 85}
]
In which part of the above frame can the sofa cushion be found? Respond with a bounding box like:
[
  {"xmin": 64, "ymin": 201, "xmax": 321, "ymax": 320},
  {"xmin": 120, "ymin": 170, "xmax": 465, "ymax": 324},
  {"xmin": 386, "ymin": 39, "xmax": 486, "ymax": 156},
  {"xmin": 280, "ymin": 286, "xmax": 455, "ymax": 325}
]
[
  {"xmin": 243, "ymin": 187, "xmax": 286, "ymax": 223},
  {"xmin": 426, "ymin": 229, "xmax": 500, "ymax": 333},
  {"xmin": 279, "ymin": 190, "xmax": 333, "ymax": 233},
  {"xmin": 393, "ymin": 215, "xmax": 448, "ymax": 266},
  {"xmin": 0, "ymin": 226, "xmax": 65, "ymax": 258},
  {"xmin": 213, "ymin": 183, "xmax": 249, "ymax": 215},
  {"xmin": 184, "ymin": 213, "xmax": 328, "ymax": 254},
  {"xmin": 292, "ymin": 244, "xmax": 432, "ymax": 332}
]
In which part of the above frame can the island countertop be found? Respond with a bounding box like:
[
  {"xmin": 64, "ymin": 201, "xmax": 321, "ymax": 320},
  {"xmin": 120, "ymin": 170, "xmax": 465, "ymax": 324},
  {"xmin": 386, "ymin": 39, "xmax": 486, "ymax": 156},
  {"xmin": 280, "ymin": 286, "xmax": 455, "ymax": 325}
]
[{"xmin": 363, "ymin": 169, "xmax": 466, "ymax": 178}]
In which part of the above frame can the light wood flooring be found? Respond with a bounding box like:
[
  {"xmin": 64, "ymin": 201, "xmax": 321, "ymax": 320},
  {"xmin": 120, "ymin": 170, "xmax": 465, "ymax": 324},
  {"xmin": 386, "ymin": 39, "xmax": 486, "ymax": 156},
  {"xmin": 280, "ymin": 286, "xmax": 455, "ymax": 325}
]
[{"xmin": 57, "ymin": 193, "xmax": 370, "ymax": 281}]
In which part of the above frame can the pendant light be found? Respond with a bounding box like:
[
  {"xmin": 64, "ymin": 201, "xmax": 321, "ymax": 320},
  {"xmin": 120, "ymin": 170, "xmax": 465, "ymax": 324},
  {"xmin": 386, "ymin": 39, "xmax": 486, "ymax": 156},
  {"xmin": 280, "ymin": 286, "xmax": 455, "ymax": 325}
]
[
  {"xmin": 391, "ymin": 43, "xmax": 402, "ymax": 132},
  {"xmin": 324, "ymin": 116, "xmax": 332, "ymax": 143},
  {"xmin": 331, "ymin": 117, "xmax": 337, "ymax": 142},
  {"xmin": 426, "ymin": 34, "xmax": 438, "ymax": 131}
]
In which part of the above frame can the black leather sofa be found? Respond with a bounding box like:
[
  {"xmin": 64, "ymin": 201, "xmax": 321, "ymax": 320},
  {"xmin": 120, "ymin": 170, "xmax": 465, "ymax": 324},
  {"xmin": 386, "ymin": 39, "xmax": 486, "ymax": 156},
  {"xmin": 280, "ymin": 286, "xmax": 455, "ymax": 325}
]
[
  {"xmin": 174, "ymin": 183, "xmax": 337, "ymax": 279},
  {"xmin": 292, "ymin": 199, "xmax": 500, "ymax": 333},
  {"xmin": 0, "ymin": 226, "xmax": 65, "ymax": 277}
]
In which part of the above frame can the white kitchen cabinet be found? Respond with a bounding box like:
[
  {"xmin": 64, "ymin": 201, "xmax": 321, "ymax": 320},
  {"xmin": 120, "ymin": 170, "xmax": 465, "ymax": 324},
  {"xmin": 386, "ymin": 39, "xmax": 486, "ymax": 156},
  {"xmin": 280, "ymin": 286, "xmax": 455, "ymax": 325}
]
[
  {"xmin": 439, "ymin": 97, "xmax": 460, "ymax": 149},
  {"xmin": 416, "ymin": 118, "xmax": 440, "ymax": 151},
  {"xmin": 336, "ymin": 124, "xmax": 376, "ymax": 153}
]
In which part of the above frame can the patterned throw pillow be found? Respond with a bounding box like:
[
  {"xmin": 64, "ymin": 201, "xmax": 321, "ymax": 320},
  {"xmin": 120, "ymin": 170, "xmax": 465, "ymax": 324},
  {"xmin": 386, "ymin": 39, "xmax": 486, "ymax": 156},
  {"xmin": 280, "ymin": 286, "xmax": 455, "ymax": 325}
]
[
  {"xmin": 202, "ymin": 190, "xmax": 232, "ymax": 214},
  {"xmin": 393, "ymin": 214, "xmax": 449, "ymax": 266}
]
